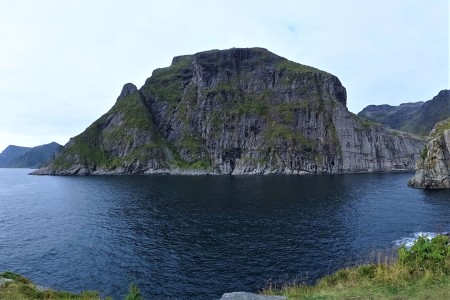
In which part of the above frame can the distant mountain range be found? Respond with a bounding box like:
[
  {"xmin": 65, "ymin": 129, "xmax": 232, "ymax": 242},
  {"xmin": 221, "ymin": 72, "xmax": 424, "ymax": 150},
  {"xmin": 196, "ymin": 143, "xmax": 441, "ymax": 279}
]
[
  {"xmin": 0, "ymin": 142, "xmax": 63, "ymax": 168},
  {"xmin": 358, "ymin": 90, "xmax": 450, "ymax": 135}
]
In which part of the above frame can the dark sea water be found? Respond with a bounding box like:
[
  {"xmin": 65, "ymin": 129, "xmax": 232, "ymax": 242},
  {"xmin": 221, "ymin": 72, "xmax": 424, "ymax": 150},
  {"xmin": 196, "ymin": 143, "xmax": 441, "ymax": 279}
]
[{"xmin": 1, "ymin": 169, "xmax": 450, "ymax": 299}]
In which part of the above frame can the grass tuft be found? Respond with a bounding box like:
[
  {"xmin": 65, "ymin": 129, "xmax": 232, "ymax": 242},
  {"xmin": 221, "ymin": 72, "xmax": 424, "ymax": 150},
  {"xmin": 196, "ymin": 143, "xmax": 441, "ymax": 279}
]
[{"xmin": 263, "ymin": 234, "xmax": 450, "ymax": 299}]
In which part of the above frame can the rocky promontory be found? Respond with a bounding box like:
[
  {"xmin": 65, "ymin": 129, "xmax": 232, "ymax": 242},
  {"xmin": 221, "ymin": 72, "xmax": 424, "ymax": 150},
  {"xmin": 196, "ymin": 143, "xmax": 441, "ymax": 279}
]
[
  {"xmin": 408, "ymin": 119, "xmax": 450, "ymax": 188},
  {"xmin": 33, "ymin": 48, "xmax": 424, "ymax": 176}
]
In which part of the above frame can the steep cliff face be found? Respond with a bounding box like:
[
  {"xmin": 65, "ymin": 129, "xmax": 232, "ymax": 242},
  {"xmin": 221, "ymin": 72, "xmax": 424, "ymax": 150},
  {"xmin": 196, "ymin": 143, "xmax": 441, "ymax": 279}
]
[
  {"xmin": 358, "ymin": 90, "xmax": 450, "ymax": 135},
  {"xmin": 33, "ymin": 48, "xmax": 424, "ymax": 175},
  {"xmin": 408, "ymin": 119, "xmax": 450, "ymax": 188}
]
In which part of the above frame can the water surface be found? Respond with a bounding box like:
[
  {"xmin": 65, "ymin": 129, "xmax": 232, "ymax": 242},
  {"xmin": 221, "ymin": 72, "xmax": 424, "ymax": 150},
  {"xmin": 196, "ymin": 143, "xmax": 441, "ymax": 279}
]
[{"xmin": 1, "ymin": 169, "xmax": 450, "ymax": 299}]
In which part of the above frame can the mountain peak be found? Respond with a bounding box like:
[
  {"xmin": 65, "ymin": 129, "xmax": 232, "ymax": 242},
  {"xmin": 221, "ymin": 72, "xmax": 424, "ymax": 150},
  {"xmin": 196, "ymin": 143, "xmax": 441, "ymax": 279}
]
[{"xmin": 117, "ymin": 83, "xmax": 138, "ymax": 101}]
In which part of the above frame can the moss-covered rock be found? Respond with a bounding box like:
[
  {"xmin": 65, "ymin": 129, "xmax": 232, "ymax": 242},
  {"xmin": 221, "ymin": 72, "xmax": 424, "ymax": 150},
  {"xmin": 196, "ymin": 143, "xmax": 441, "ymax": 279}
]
[{"xmin": 409, "ymin": 118, "xmax": 450, "ymax": 188}]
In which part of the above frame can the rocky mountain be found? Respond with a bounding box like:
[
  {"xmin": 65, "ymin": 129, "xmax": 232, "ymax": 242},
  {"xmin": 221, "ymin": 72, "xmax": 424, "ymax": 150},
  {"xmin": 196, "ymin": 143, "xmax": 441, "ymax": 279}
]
[
  {"xmin": 408, "ymin": 119, "xmax": 450, "ymax": 189},
  {"xmin": 0, "ymin": 142, "xmax": 63, "ymax": 168},
  {"xmin": 358, "ymin": 90, "xmax": 450, "ymax": 135},
  {"xmin": 0, "ymin": 145, "xmax": 31, "ymax": 167},
  {"xmin": 33, "ymin": 48, "xmax": 424, "ymax": 176}
]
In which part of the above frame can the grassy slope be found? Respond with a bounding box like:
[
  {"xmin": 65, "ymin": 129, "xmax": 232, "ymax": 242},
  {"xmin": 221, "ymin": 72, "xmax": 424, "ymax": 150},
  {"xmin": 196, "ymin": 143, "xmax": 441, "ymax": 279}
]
[
  {"xmin": 0, "ymin": 272, "xmax": 100, "ymax": 300},
  {"xmin": 264, "ymin": 235, "xmax": 450, "ymax": 299},
  {"xmin": 265, "ymin": 271, "xmax": 450, "ymax": 299},
  {"xmin": 0, "ymin": 272, "xmax": 143, "ymax": 300},
  {"xmin": 50, "ymin": 90, "xmax": 165, "ymax": 172},
  {"xmin": 430, "ymin": 118, "xmax": 450, "ymax": 138}
]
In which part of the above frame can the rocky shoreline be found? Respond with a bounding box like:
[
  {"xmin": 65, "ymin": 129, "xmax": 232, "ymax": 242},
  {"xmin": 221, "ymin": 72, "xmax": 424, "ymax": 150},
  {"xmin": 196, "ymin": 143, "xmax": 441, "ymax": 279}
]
[{"xmin": 408, "ymin": 119, "xmax": 450, "ymax": 189}]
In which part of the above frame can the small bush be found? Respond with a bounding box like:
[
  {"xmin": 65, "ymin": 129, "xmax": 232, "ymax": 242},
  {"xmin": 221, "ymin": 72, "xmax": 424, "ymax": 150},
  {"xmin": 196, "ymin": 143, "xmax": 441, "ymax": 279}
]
[
  {"xmin": 398, "ymin": 234, "xmax": 450, "ymax": 277},
  {"xmin": 420, "ymin": 146, "xmax": 428, "ymax": 160},
  {"xmin": 125, "ymin": 283, "xmax": 142, "ymax": 300},
  {"xmin": 264, "ymin": 234, "xmax": 450, "ymax": 299}
]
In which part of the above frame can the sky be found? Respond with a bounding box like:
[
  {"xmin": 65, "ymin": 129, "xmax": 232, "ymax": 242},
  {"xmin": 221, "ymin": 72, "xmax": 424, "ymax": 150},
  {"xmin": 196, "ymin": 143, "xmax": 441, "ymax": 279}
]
[{"xmin": 0, "ymin": 0, "xmax": 448, "ymax": 152}]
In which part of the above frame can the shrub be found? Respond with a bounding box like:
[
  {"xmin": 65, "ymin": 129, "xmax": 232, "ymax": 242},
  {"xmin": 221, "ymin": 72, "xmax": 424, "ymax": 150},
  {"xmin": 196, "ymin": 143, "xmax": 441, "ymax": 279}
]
[
  {"xmin": 398, "ymin": 234, "xmax": 450, "ymax": 276},
  {"xmin": 420, "ymin": 146, "xmax": 428, "ymax": 160},
  {"xmin": 125, "ymin": 283, "xmax": 142, "ymax": 300}
]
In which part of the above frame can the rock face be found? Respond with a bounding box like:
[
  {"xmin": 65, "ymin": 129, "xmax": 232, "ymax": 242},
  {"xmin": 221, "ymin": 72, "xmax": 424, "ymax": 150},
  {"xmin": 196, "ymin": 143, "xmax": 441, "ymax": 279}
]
[
  {"xmin": 358, "ymin": 90, "xmax": 450, "ymax": 135},
  {"xmin": 220, "ymin": 292, "xmax": 287, "ymax": 300},
  {"xmin": 408, "ymin": 119, "xmax": 450, "ymax": 189},
  {"xmin": 0, "ymin": 142, "xmax": 63, "ymax": 168},
  {"xmin": 33, "ymin": 48, "xmax": 424, "ymax": 175}
]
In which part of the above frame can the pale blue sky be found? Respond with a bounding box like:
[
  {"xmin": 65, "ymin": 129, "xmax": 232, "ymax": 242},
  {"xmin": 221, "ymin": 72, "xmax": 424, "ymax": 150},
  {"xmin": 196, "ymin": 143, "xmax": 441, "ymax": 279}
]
[{"xmin": 0, "ymin": 0, "xmax": 448, "ymax": 151}]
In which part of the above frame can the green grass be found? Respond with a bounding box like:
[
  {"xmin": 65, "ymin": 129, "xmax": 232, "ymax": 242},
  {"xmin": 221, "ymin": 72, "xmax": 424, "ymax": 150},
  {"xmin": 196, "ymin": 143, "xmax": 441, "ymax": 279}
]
[
  {"xmin": 124, "ymin": 283, "xmax": 142, "ymax": 300},
  {"xmin": 420, "ymin": 146, "xmax": 428, "ymax": 160},
  {"xmin": 145, "ymin": 55, "xmax": 192, "ymax": 104},
  {"xmin": 0, "ymin": 272, "xmax": 102, "ymax": 300},
  {"xmin": 50, "ymin": 89, "xmax": 165, "ymax": 171},
  {"xmin": 111, "ymin": 92, "xmax": 154, "ymax": 130},
  {"xmin": 275, "ymin": 59, "xmax": 326, "ymax": 74},
  {"xmin": 50, "ymin": 121, "xmax": 110, "ymax": 171},
  {"xmin": 0, "ymin": 273, "xmax": 145, "ymax": 300},
  {"xmin": 431, "ymin": 118, "xmax": 450, "ymax": 138},
  {"xmin": 263, "ymin": 234, "xmax": 450, "ymax": 299},
  {"xmin": 350, "ymin": 113, "xmax": 378, "ymax": 129}
]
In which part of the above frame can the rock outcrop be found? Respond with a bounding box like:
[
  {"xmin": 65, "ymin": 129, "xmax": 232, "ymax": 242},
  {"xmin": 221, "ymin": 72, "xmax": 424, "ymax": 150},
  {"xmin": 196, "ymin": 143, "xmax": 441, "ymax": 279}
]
[
  {"xmin": 220, "ymin": 292, "xmax": 286, "ymax": 300},
  {"xmin": 33, "ymin": 48, "xmax": 424, "ymax": 176},
  {"xmin": 358, "ymin": 90, "xmax": 450, "ymax": 135},
  {"xmin": 408, "ymin": 119, "xmax": 450, "ymax": 188}
]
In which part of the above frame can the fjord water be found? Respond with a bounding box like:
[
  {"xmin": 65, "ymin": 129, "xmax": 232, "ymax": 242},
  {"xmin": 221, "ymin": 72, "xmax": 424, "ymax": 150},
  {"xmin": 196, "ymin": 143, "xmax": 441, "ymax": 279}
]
[{"xmin": 1, "ymin": 169, "xmax": 450, "ymax": 299}]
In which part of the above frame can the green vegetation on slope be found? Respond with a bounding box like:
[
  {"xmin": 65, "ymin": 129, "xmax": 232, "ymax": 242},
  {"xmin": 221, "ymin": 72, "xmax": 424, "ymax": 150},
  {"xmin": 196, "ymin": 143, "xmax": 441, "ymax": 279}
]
[
  {"xmin": 350, "ymin": 112, "xmax": 379, "ymax": 129},
  {"xmin": 0, "ymin": 272, "xmax": 144, "ymax": 300},
  {"xmin": 0, "ymin": 272, "xmax": 101, "ymax": 300},
  {"xmin": 264, "ymin": 234, "xmax": 450, "ymax": 299},
  {"xmin": 51, "ymin": 90, "xmax": 168, "ymax": 172},
  {"xmin": 144, "ymin": 55, "xmax": 192, "ymax": 105},
  {"xmin": 51, "ymin": 121, "xmax": 109, "ymax": 170},
  {"xmin": 275, "ymin": 58, "xmax": 327, "ymax": 75},
  {"xmin": 430, "ymin": 118, "xmax": 450, "ymax": 138}
]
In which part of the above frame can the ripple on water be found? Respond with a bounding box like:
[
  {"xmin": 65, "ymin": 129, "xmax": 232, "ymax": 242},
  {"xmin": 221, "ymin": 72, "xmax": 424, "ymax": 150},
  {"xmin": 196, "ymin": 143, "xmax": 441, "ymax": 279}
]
[{"xmin": 1, "ymin": 170, "xmax": 450, "ymax": 299}]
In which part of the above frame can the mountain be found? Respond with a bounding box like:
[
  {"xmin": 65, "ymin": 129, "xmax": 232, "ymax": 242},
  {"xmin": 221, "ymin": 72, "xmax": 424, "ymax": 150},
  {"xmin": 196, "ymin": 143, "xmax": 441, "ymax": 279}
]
[
  {"xmin": 33, "ymin": 47, "xmax": 424, "ymax": 175},
  {"xmin": 408, "ymin": 119, "xmax": 450, "ymax": 189},
  {"xmin": 358, "ymin": 90, "xmax": 450, "ymax": 135},
  {"xmin": 0, "ymin": 145, "xmax": 31, "ymax": 167},
  {"xmin": 0, "ymin": 142, "xmax": 63, "ymax": 168}
]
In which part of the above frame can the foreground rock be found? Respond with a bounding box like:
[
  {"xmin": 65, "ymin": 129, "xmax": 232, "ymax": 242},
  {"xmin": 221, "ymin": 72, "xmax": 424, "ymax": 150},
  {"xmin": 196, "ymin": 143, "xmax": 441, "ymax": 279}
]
[
  {"xmin": 32, "ymin": 47, "xmax": 424, "ymax": 176},
  {"xmin": 408, "ymin": 119, "xmax": 450, "ymax": 188},
  {"xmin": 220, "ymin": 292, "xmax": 286, "ymax": 300}
]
